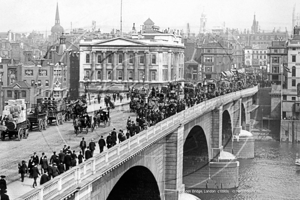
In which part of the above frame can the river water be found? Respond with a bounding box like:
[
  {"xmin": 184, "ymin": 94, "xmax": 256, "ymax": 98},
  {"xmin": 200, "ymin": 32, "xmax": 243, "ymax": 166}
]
[{"xmin": 192, "ymin": 140, "xmax": 300, "ymax": 200}]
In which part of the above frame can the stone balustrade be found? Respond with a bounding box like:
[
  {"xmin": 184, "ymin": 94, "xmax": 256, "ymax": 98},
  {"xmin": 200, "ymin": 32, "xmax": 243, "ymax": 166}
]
[{"xmin": 17, "ymin": 86, "xmax": 258, "ymax": 200}]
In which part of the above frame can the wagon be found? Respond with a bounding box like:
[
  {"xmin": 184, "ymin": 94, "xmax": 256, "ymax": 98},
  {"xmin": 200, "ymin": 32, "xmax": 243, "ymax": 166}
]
[
  {"xmin": 27, "ymin": 112, "xmax": 47, "ymax": 131},
  {"xmin": 0, "ymin": 119, "xmax": 29, "ymax": 141}
]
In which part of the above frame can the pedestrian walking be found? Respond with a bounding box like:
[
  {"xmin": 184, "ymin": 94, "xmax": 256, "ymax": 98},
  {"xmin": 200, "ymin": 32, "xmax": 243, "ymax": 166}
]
[
  {"xmin": 18, "ymin": 161, "xmax": 28, "ymax": 182},
  {"xmin": 41, "ymin": 156, "xmax": 48, "ymax": 174},
  {"xmin": 71, "ymin": 151, "xmax": 77, "ymax": 167},
  {"xmin": 89, "ymin": 139, "xmax": 96, "ymax": 156},
  {"xmin": 32, "ymin": 163, "xmax": 40, "ymax": 188},
  {"xmin": 58, "ymin": 161, "xmax": 65, "ymax": 174},
  {"xmin": 47, "ymin": 164, "xmax": 53, "ymax": 180},
  {"xmin": 78, "ymin": 151, "xmax": 84, "ymax": 164},
  {"xmin": 32, "ymin": 152, "xmax": 39, "ymax": 165},
  {"xmin": 80, "ymin": 137, "xmax": 87, "ymax": 155},
  {"xmin": 64, "ymin": 152, "xmax": 72, "ymax": 171},
  {"xmin": 52, "ymin": 164, "xmax": 59, "ymax": 178},
  {"xmin": 0, "ymin": 189, "xmax": 10, "ymax": 200},
  {"xmin": 28, "ymin": 156, "xmax": 34, "ymax": 178},
  {"xmin": 0, "ymin": 175, "xmax": 7, "ymax": 193},
  {"xmin": 40, "ymin": 171, "xmax": 50, "ymax": 185},
  {"xmin": 85, "ymin": 147, "xmax": 92, "ymax": 160},
  {"xmin": 98, "ymin": 136, "xmax": 106, "ymax": 153}
]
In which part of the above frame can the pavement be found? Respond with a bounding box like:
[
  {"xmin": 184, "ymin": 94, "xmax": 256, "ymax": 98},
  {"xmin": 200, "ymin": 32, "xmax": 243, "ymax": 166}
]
[{"xmin": 5, "ymin": 98, "xmax": 133, "ymax": 200}]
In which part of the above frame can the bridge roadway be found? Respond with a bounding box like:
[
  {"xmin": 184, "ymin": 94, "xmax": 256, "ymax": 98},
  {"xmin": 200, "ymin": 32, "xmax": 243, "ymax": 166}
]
[
  {"xmin": 17, "ymin": 86, "xmax": 258, "ymax": 200},
  {"xmin": 1, "ymin": 99, "xmax": 131, "ymax": 199}
]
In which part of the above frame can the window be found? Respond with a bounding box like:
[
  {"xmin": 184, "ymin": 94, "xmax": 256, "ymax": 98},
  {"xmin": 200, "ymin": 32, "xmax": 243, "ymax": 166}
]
[
  {"xmin": 37, "ymin": 80, "xmax": 41, "ymax": 86},
  {"xmin": 292, "ymin": 48, "xmax": 296, "ymax": 50},
  {"xmin": 97, "ymin": 71, "xmax": 101, "ymax": 80},
  {"xmin": 119, "ymin": 54, "xmax": 123, "ymax": 64},
  {"xmin": 272, "ymin": 57, "xmax": 279, "ymax": 63},
  {"xmin": 118, "ymin": 70, "xmax": 123, "ymax": 80},
  {"xmin": 25, "ymin": 69, "xmax": 34, "ymax": 76},
  {"xmin": 39, "ymin": 69, "xmax": 47, "ymax": 76},
  {"xmin": 292, "ymin": 55, "xmax": 296, "ymax": 62},
  {"xmin": 292, "ymin": 66, "xmax": 296, "ymax": 77},
  {"xmin": 22, "ymin": 90, "xmax": 26, "ymax": 98},
  {"xmin": 31, "ymin": 80, "xmax": 35, "ymax": 86},
  {"xmin": 45, "ymin": 91, "xmax": 49, "ymax": 97},
  {"xmin": 152, "ymin": 54, "xmax": 156, "ymax": 64},
  {"xmin": 7, "ymin": 90, "xmax": 12, "ymax": 97},
  {"xmin": 204, "ymin": 56, "xmax": 213, "ymax": 63},
  {"xmin": 107, "ymin": 70, "xmax": 112, "ymax": 80},
  {"xmin": 292, "ymin": 97, "xmax": 296, "ymax": 100},
  {"xmin": 292, "ymin": 79, "xmax": 296, "ymax": 86},
  {"xmin": 274, "ymin": 49, "xmax": 278, "ymax": 53},
  {"xmin": 163, "ymin": 69, "xmax": 168, "ymax": 81},
  {"xmin": 23, "ymin": 80, "xmax": 27, "ymax": 83},
  {"xmin": 108, "ymin": 54, "xmax": 112, "ymax": 63},
  {"xmin": 150, "ymin": 70, "xmax": 157, "ymax": 81},
  {"xmin": 128, "ymin": 70, "xmax": 133, "ymax": 80},
  {"xmin": 97, "ymin": 55, "xmax": 102, "ymax": 63},
  {"xmin": 283, "ymin": 95, "xmax": 287, "ymax": 100},
  {"xmin": 85, "ymin": 70, "xmax": 90, "ymax": 78},
  {"xmin": 0, "ymin": 65, "xmax": 3, "ymax": 69},
  {"xmin": 272, "ymin": 66, "xmax": 279, "ymax": 73},
  {"xmin": 282, "ymin": 112, "xmax": 286, "ymax": 119},
  {"xmin": 129, "ymin": 54, "xmax": 134, "ymax": 64},
  {"xmin": 86, "ymin": 54, "xmax": 90, "ymax": 63},
  {"xmin": 206, "ymin": 74, "xmax": 212, "ymax": 79},
  {"xmin": 205, "ymin": 66, "xmax": 212, "ymax": 72},
  {"xmin": 140, "ymin": 55, "xmax": 144, "ymax": 64},
  {"xmin": 139, "ymin": 70, "xmax": 145, "ymax": 81},
  {"xmin": 45, "ymin": 80, "xmax": 49, "ymax": 87}
]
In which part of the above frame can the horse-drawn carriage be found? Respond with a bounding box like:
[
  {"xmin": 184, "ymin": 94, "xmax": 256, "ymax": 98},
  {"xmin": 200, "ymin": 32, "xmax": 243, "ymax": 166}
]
[
  {"xmin": 71, "ymin": 100, "xmax": 94, "ymax": 135},
  {"xmin": 0, "ymin": 99, "xmax": 29, "ymax": 141},
  {"xmin": 27, "ymin": 103, "xmax": 47, "ymax": 131},
  {"xmin": 43, "ymin": 98, "xmax": 66, "ymax": 126}
]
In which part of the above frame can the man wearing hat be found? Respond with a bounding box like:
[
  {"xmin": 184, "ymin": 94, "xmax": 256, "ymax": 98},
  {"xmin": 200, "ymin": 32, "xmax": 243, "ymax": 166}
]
[
  {"xmin": 0, "ymin": 175, "xmax": 7, "ymax": 193},
  {"xmin": 40, "ymin": 171, "xmax": 49, "ymax": 185},
  {"xmin": 0, "ymin": 189, "xmax": 10, "ymax": 200},
  {"xmin": 31, "ymin": 163, "xmax": 40, "ymax": 188}
]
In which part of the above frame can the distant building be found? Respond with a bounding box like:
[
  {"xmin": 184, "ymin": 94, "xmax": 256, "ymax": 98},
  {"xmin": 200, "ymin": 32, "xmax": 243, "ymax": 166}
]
[
  {"xmin": 198, "ymin": 40, "xmax": 233, "ymax": 80},
  {"xmin": 79, "ymin": 19, "xmax": 184, "ymax": 96},
  {"xmin": 267, "ymin": 41, "xmax": 287, "ymax": 84},
  {"xmin": 50, "ymin": 3, "xmax": 64, "ymax": 43},
  {"xmin": 280, "ymin": 26, "xmax": 300, "ymax": 142}
]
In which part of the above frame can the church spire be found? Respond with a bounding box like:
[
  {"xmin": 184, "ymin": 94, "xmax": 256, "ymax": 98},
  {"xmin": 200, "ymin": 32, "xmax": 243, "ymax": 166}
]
[{"xmin": 55, "ymin": 3, "xmax": 60, "ymax": 25}]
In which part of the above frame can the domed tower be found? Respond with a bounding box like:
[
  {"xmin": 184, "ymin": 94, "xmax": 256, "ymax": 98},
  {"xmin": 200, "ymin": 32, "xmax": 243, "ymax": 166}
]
[{"xmin": 51, "ymin": 3, "xmax": 64, "ymax": 43}]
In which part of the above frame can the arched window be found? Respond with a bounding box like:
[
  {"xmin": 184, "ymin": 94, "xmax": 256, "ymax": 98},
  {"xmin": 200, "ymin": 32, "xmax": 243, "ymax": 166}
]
[{"xmin": 292, "ymin": 66, "xmax": 296, "ymax": 77}]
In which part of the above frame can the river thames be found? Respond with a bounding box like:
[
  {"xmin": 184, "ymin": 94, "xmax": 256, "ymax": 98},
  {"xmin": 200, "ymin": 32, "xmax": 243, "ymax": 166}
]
[{"xmin": 191, "ymin": 140, "xmax": 300, "ymax": 200}]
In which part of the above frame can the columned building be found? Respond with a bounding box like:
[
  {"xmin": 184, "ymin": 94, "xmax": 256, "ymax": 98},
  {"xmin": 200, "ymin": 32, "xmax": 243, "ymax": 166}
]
[{"xmin": 79, "ymin": 34, "xmax": 184, "ymax": 95}]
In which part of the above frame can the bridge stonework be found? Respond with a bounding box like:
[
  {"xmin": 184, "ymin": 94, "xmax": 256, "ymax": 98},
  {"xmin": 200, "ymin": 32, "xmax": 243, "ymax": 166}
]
[{"xmin": 18, "ymin": 87, "xmax": 258, "ymax": 200}]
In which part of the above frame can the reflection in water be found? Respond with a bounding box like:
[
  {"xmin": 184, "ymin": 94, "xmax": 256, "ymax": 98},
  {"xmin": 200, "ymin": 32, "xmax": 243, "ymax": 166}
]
[{"xmin": 188, "ymin": 141, "xmax": 300, "ymax": 200}]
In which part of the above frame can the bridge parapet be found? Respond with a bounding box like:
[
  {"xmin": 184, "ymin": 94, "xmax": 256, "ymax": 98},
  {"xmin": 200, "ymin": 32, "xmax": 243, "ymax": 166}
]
[{"xmin": 17, "ymin": 86, "xmax": 258, "ymax": 200}]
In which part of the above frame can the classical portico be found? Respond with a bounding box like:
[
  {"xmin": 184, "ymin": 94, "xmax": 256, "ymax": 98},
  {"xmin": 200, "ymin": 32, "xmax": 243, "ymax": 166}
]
[{"xmin": 79, "ymin": 37, "xmax": 185, "ymax": 94}]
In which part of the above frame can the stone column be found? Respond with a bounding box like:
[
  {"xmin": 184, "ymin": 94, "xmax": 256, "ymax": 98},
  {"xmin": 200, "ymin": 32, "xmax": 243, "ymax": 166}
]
[
  {"xmin": 102, "ymin": 51, "xmax": 107, "ymax": 81},
  {"xmin": 91, "ymin": 51, "xmax": 96, "ymax": 81},
  {"xmin": 232, "ymin": 99, "xmax": 242, "ymax": 136},
  {"xmin": 112, "ymin": 51, "xmax": 117, "ymax": 81},
  {"xmin": 211, "ymin": 106, "xmax": 223, "ymax": 161},
  {"xmin": 174, "ymin": 52, "xmax": 179, "ymax": 81},
  {"xmin": 164, "ymin": 126, "xmax": 185, "ymax": 200},
  {"xmin": 168, "ymin": 50, "xmax": 172, "ymax": 81},
  {"xmin": 134, "ymin": 51, "xmax": 139, "ymax": 82},
  {"xmin": 145, "ymin": 51, "xmax": 150, "ymax": 82},
  {"xmin": 123, "ymin": 51, "xmax": 128, "ymax": 82}
]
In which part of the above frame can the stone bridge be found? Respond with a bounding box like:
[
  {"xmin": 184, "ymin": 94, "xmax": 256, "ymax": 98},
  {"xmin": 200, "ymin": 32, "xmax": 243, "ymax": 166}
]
[{"xmin": 18, "ymin": 86, "xmax": 258, "ymax": 200}]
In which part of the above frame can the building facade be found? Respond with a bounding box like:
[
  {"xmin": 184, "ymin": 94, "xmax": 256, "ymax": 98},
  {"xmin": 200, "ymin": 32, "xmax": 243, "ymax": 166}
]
[
  {"xmin": 198, "ymin": 41, "xmax": 233, "ymax": 80},
  {"xmin": 281, "ymin": 26, "xmax": 300, "ymax": 142},
  {"xmin": 79, "ymin": 26, "xmax": 184, "ymax": 95},
  {"xmin": 267, "ymin": 41, "xmax": 287, "ymax": 84}
]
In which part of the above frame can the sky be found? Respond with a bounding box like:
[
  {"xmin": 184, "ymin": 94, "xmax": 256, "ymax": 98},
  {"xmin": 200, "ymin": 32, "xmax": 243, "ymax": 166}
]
[{"xmin": 0, "ymin": 0, "xmax": 299, "ymax": 35}]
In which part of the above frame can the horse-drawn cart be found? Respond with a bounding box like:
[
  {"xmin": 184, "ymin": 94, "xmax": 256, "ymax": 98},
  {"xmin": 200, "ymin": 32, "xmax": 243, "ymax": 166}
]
[
  {"xmin": 0, "ymin": 99, "xmax": 29, "ymax": 141},
  {"xmin": 46, "ymin": 99, "xmax": 66, "ymax": 126},
  {"xmin": 27, "ymin": 103, "xmax": 47, "ymax": 131}
]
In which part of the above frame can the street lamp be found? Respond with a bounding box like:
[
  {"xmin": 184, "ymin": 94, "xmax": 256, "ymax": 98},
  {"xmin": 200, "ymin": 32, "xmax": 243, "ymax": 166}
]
[{"xmin": 83, "ymin": 77, "xmax": 91, "ymax": 105}]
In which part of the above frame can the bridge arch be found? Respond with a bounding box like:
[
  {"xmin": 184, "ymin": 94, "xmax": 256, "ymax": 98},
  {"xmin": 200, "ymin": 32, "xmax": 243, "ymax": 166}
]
[
  {"xmin": 222, "ymin": 110, "xmax": 233, "ymax": 152},
  {"xmin": 107, "ymin": 166, "xmax": 160, "ymax": 200},
  {"xmin": 183, "ymin": 125, "xmax": 209, "ymax": 188}
]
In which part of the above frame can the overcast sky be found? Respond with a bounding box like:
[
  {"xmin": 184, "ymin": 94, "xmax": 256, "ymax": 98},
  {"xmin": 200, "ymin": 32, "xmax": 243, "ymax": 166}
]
[{"xmin": 0, "ymin": 0, "xmax": 299, "ymax": 34}]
